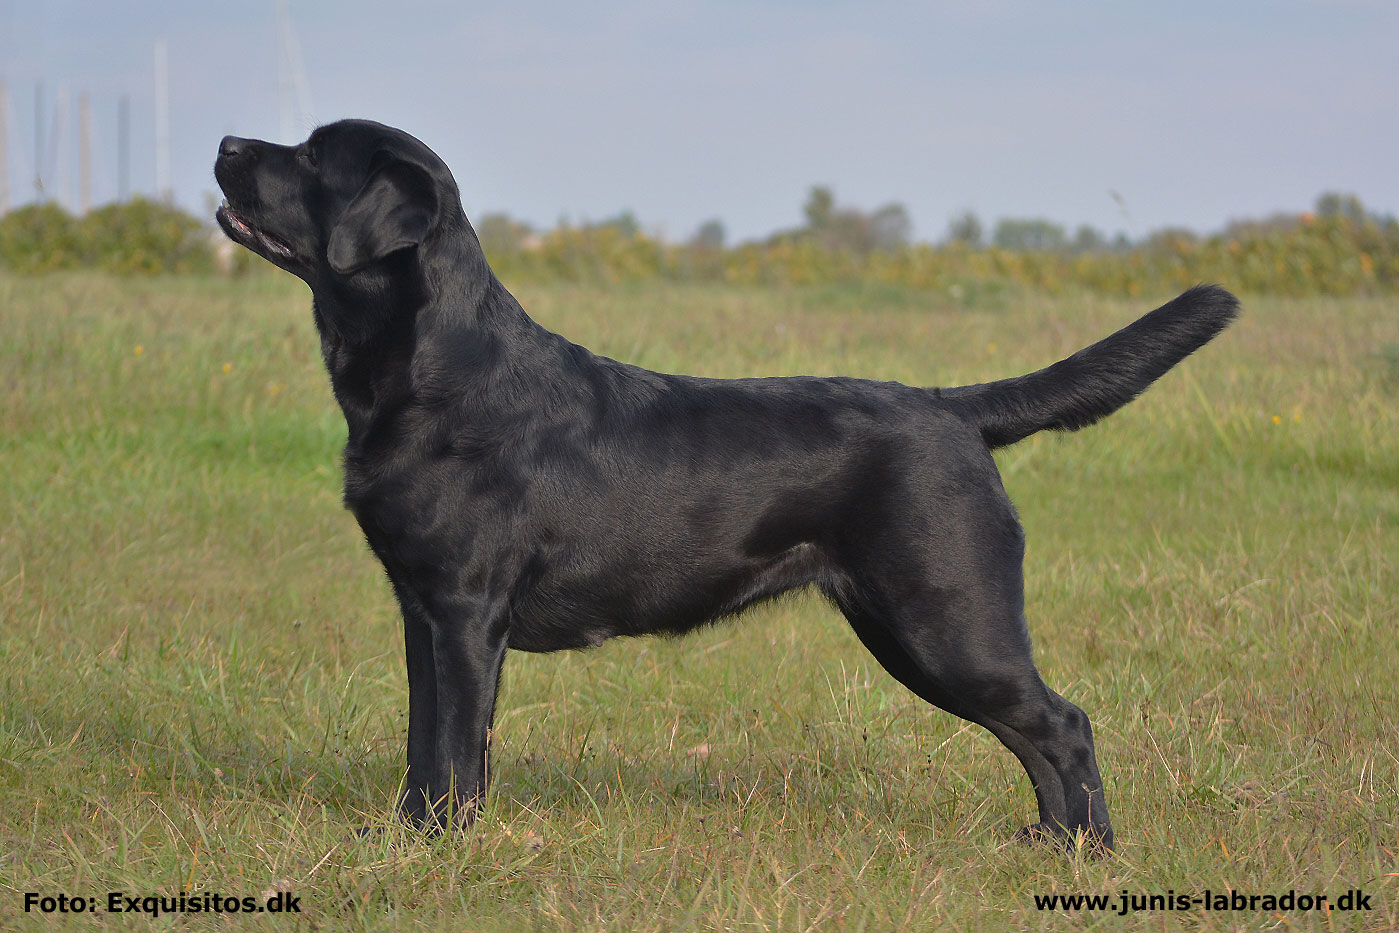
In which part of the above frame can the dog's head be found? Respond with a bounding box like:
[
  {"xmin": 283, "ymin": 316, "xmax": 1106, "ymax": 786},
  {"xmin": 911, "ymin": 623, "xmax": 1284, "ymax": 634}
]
[{"xmin": 215, "ymin": 120, "xmax": 476, "ymax": 340}]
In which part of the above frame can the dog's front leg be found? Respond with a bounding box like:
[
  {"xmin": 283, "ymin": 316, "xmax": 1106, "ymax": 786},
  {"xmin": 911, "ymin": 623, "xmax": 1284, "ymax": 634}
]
[
  {"xmin": 427, "ymin": 594, "xmax": 509, "ymax": 829},
  {"xmin": 391, "ymin": 582, "xmax": 439, "ymax": 826}
]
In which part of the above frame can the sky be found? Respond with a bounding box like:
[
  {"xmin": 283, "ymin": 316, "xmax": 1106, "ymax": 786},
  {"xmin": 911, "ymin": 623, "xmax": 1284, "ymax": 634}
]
[{"xmin": 1, "ymin": 0, "xmax": 1396, "ymax": 244}]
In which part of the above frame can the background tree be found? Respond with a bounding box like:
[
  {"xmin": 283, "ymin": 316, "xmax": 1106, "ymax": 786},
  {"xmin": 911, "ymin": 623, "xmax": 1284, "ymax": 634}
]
[
  {"xmin": 1072, "ymin": 224, "xmax": 1107, "ymax": 252},
  {"xmin": 945, "ymin": 211, "xmax": 984, "ymax": 247},
  {"xmin": 803, "ymin": 187, "xmax": 835, "ymax": 232},
  {"xmin": 1315, "ymin": 192, "xmax": 1368, "ymax": 224},
  {"xmin": 690, "ymin": 219, "xmax": 726, "ymax": 250},
  {"xmin": 589, "ymin": 211, "xmax": 642, "ymax": 237},
  {"xmin": 475, "ymin": 213, "xmax": 534, "ymax": 256},
  {"xmin": 992, "ymin": 217, "xmax": 1068, "ymax": 251},
  {"xmin": 868, "ymin": 204, "xmax": 912, "ymax": 252},
  {"xmin": 797, "ymin": 186, "xmax": 910, "ymax": 254}
]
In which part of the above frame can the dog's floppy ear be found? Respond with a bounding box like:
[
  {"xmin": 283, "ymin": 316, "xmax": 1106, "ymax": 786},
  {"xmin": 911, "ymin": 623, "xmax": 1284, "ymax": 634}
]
[{"xmin": 327, "ymin": 156, "xmax": 438, "ymax": 275}]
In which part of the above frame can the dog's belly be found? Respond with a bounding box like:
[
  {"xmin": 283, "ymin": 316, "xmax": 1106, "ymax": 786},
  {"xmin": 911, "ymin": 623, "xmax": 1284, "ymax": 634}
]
[{"xmin": 504, "ymin": 539, "xmax": 828, "ymax": 652}]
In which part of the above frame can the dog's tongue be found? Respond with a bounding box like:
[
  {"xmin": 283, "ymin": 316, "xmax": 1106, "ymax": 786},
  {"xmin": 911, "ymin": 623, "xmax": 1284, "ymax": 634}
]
[
  {"xmin": 219, "ymin": 201, "xmax": 253, "ymax": 235},
  {"xmin": 218, "ymin": 202, "xmax": 293, "ymax": 259}
]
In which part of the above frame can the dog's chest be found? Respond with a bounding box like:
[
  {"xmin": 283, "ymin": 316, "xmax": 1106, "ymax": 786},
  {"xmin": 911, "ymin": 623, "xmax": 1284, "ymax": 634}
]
[{"xmin": 339, "ymin": 440, "xmax": 527, "ymax": 578}]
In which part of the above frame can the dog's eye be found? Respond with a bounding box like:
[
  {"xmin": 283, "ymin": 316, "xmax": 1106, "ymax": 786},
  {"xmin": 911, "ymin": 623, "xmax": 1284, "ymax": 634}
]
[{"xmin": 301, "ymin": 145, "xmax": 320, "ymax": 169}]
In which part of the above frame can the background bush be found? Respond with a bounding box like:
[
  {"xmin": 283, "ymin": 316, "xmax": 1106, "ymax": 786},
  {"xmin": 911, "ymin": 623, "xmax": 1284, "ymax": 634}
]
[
  {"xmin": 0, "ymin": 198, "xmax": 216, "ymax": 275},
  {"xmin": 2, "ymin": 192, "xmax": 1395, "ymax": 297},
  {"xmin": 0, "ymin": 203, "xmax": 87, "ymax": 273},
  {"xmin": 80, "ymin": 198, "xmax": 217, "ymax": 274}
]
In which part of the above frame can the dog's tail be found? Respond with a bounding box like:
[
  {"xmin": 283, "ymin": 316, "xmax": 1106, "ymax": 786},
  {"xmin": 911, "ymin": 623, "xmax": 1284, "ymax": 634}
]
[{"xmin": 939, "ymin": 285, "xmax": 1239, "ymax": 449}]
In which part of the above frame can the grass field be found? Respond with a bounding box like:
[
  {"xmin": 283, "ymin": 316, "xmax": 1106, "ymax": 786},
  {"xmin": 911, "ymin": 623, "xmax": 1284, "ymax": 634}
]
[{"xmin": 1, "ymin": 273, "xmax": 1395, "ymax": 930}]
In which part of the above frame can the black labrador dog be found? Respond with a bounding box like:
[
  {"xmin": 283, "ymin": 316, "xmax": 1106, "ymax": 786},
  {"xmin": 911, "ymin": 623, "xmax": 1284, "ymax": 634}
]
[{"xmin": 215, "ymin": 119, "xmax": 1236, "ymax": 848}]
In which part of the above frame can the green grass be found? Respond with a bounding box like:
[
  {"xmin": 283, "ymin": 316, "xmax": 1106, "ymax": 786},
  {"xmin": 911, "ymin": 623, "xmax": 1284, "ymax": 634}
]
[{"xmin": 1, "ymin": 273, "xmax": 1395, "ymax": 930}]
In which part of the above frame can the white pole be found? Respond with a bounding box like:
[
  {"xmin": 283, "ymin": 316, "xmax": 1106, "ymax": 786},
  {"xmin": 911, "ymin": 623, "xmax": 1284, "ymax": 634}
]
[
  {"xmin": 276, "ymin": 0, "xmax": 293, "ymax": 141},
  {"xmin": 118, "ymin": 95, "xmax": 129, "ymax": 202},
  {"xmin": 154, "ymin": 38, "xmax": 171, "ymax": 203},
  {"xmin": 79, "ymin": 92, "xmax": 92, "ymax": 213},
  {"xmin": 49, "ymin": 86, "xmax": 68, "ymax": 209},
  {"xmin": 0, "ymin": 78, "xmax": 9, "ymax": 215},
  {"xmin": 34, "ymin": 82, "xmax": 42, "ymax": 199},
  {"xmin": 276, "ymin": 0, "xmax": 314, "ymax": 140}
]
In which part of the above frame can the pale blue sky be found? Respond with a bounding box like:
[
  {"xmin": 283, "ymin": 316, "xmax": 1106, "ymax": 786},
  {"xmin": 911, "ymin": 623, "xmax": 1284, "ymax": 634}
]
[{"xmin": 2, "ymin": 0, "xmax": 1395, "ymax": 243}]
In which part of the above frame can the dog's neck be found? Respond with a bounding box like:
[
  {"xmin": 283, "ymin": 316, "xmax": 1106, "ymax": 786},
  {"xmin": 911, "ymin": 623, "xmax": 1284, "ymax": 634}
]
[{"xmin": 313, "ymin": 252, "xmax": 595, "ymax": 453}]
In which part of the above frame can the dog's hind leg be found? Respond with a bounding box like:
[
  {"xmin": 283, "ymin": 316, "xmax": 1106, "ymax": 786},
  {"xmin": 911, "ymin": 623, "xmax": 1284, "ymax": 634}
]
[{"xmin": 833, "ymin": 580, "xmax": 1114, "ymax": 852}]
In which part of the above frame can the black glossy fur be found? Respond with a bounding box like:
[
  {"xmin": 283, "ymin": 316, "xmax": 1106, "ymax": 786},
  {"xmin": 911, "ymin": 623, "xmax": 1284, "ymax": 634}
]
[{"xmin": 215, "ymin": 120, "xmax": 1237, "ymax": 848}]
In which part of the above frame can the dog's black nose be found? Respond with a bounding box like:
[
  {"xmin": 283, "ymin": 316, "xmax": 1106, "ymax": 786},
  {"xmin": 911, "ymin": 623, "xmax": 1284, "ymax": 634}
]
[{"xmin": 219, "ymin": 135, "xmax": 251, "ymax": 159}]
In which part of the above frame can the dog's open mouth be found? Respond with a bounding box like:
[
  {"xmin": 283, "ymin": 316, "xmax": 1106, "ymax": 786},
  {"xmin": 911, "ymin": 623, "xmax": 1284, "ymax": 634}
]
[{"xmin": 216, "ymin": 200, "xmax": 296, "ymax": 260}]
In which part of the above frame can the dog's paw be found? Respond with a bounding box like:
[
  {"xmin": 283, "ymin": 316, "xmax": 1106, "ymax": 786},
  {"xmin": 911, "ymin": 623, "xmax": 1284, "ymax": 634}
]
[
  {"xmin": 354, "ymin": 824, "xmax": 389, "ymax": 840},
  {"xmin": 1014, "ymin": 821, "xmax": 1114, "ymax": 855},
  {"xmin": 1013, "ymin": 822, "xmax": 1059, "ymax": 845},
  {"xmin": 395, "ymin": 797, "xmax": 480, "ymax": 835}
]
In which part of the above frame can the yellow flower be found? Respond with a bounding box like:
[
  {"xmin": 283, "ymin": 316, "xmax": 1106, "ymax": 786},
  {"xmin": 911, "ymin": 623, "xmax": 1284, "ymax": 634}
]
[
  {"xmin": 222, "ymin": 362, "xmax": 233, "ymax": 373},
  {"xmin": 1272, "ymin": 415, "xmax": 1282, "ymax": 425},
  {"xmin": 133, "ymin": 345, "xmax": 144, "ymax": 356}
]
